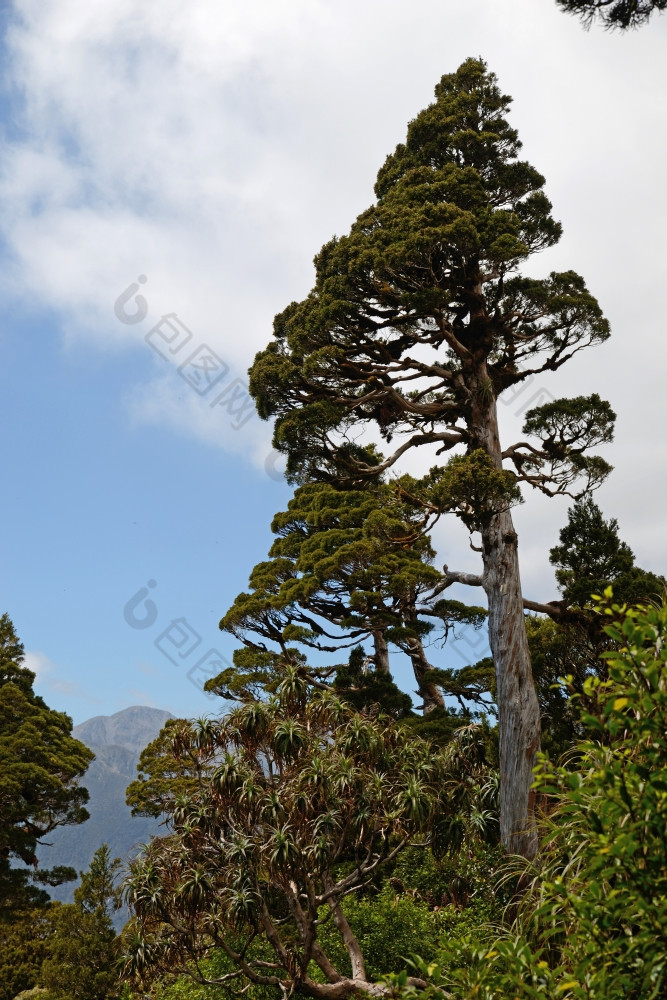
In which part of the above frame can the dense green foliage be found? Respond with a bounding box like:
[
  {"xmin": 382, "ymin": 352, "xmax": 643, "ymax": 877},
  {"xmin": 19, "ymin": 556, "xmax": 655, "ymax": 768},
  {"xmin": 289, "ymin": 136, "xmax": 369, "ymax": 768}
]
[
  {"xmin": 556, "ymin": 0, "xmax": 666, "ymax": 28},
  {"xmin": 249, "ymin": 57, "xmax": 610, "ymax": 497},
  {"xmin": 122, "ymin": 842, "xmax": 507, "ymax": 1000},
  {"xmin": 0, "ymin": 614, "xmax": 94, "ymax": 999},
  {"xmin": 126, "ymin": 718, "xmax": 203, "ymax": 820},
  {"xmin": 123, "ymin": 671, "xmax": 497, "ymax": 998},
  {"xmin": 333, "ymin": 644, "xmax": 414, "ymax": 719},
  {"xmin": 0, "ymin": 905, "xmax": 52, "ymax": 1000},
  {"xmin": 550, "ymin": 498, "xmax": 665, "ymax": 611},
  {"xmin": 0, "ymin": 613, "xmax": 93, "ymax": 910},
  {"xmin": 215, "ymin": 477, "xmax": 487, "ymax": 716},
  {"xmin": 528, "ymin": 500, "xmax": 666, "ymax": 758},
  {"xmin": 41, "ymin": 845, "xmax": 123, "ymax": 1000},
  {"xmin": 389, "ymin": 599, "xmax": 667, "ymax": 998}
]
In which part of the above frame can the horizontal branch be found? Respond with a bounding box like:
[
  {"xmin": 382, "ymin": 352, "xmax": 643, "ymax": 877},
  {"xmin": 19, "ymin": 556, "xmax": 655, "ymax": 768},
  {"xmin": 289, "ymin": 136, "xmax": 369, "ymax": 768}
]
[
  {"xmin": 522, "ymin": 598, "xmax": 567, "ymax": 619},
  {"xmin": 355, "ymin": 431, "xmax": 466, "ymax": 476},
  {"xmin": 523, "ymin": 598, "xmax": 592, "ymax": 628},
  {"xmin": 441, "ymin": 566, "xmax": 484, "ymax": 589}
]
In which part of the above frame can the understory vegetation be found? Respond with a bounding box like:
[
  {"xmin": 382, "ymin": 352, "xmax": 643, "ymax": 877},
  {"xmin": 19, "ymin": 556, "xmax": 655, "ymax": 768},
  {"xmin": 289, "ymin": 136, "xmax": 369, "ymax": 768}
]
[{"xmin": 117, "ymin": 597, "xmax": 667, "ymax": 1000}]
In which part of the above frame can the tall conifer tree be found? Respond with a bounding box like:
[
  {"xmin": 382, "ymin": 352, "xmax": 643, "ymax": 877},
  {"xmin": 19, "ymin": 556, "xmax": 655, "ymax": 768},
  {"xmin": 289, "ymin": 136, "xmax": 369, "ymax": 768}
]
[{"xmin": 249, "ymin": 59, "xmax": 613, "ymax": 856}]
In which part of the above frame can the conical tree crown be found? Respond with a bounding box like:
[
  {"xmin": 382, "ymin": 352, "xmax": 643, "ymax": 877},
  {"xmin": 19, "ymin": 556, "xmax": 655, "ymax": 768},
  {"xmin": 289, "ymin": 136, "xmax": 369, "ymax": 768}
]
[
  {"xmin": 74, "ymin": 843, "xmax": 122, "ymax": 917},
  {"xmin": 274, "ymin": 57, "xmax": 562, "ymax": 354},
  {"xmin": 550, "ymin": 498, "xmax": 665, "ymax": 607},
  {"xmin": 375, "ymin": 57, "xmax": 550, "ymax": 225},
  {"xmin": 0, "ymin": 613, "xmax": 34, "ymax": 696},
  {"xmin": 251, "ymin": 58, "xmax": 609, "ymax": 496}
]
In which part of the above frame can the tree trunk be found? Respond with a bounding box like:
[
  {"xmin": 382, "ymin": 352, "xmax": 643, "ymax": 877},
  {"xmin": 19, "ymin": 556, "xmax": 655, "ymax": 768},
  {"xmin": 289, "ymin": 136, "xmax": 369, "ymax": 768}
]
[
  {"xmin": 323, "ymin": 876, "xmax": 367, "ymax": 981},
  {"xmin": 471, "ymin": 363, "xmax": 541, "ymax": 858},
  {"xmin": 481, "ymin": 507, "xmax": 540, "ymax": 858},
  {"xmin": 372, "ymin": 630, "xmax": 391, "ymax": 675},
  {"xmin": 404, "ymin": 636, "xmax": 445, "ymax": 715}
]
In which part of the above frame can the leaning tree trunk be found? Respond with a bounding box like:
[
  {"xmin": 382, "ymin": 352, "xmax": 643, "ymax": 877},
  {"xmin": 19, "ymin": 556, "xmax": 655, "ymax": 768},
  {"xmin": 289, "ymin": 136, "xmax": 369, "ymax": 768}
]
[
  {"xmin": 404, "ymin": 635, "xmax": 445, "ymax": 715},
  {"xmin": 472, "ymin": 363, "xmax": 541, "ymax": 858}
]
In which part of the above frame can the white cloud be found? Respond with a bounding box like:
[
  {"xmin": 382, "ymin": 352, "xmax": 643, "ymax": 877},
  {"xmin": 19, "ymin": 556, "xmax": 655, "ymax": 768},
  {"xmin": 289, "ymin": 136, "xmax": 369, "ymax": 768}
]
[
  {"xmin": 122, "ymin": 366, "xmax": 277, "ymax": 471},
  {"xmin": 24, "ymin": 649, "xmax": 99, "ymax": 701},
  {"xmin": 0, "ymin": 0, "xmax": 666, "ymax": 583},
  {"xmin": 23, "ymin": 649, "xmax": 55, "ymax": 679}
]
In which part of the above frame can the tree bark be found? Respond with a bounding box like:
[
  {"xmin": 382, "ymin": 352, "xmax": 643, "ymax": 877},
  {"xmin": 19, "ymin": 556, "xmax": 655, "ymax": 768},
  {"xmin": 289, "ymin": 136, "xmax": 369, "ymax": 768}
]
[
  {"xmin": 404, "ymin": 635, "xmax": 445, "ymax": 714},
  {"xmin": 481, "ymin": 508, "xmax": 540, "ymax": 858},
  {"xmin": 372, "ymin": 629, "xmax": 391, "ymax": 675},
  {"xmin": 471, "ymin": 361, "xmax": 541, "ymax": 858},
  {"xmin": 301, "ymin": 975, "xmax": 396, "ymax": 998},
  {"xmin": 323, "ymin": 876, "xmax": 367, "ymax": 982}
]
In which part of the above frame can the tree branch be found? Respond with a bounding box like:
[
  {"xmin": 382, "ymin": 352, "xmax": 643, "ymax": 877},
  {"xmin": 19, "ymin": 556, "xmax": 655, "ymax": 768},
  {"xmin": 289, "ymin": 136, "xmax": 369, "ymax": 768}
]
[
  {"xmin": 322, "ymin": 875, "xmax": 367, "ymax": 982},
  {"xmin": 441, "ymin": 566, "xmax": 484, "ymax": 589}
]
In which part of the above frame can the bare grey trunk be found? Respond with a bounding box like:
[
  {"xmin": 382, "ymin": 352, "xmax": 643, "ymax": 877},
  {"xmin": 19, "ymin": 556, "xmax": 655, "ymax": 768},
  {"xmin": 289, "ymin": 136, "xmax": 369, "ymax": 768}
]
[
  {"xmin": 481, "ymin": 508, "xmax": 540, "ymax": 858},
  {"xmin": 471, "ymin": 364, "xmax": 541, "ymax": 858}
]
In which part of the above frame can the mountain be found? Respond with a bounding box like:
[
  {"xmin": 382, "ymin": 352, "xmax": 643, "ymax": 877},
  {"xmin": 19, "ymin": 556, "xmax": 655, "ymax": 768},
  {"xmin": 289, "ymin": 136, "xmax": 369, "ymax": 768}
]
[
  {"xmin": 73, "ymin": 704, "xmax": 174, "ymax": 755},
  {"xmin": 36, "ymin": 705, "xmax": 174, "ymax": 923}
]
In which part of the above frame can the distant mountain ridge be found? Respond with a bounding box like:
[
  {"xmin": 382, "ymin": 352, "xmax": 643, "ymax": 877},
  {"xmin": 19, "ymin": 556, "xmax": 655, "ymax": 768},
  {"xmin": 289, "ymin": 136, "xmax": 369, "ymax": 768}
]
[
  {"xmin": 73, "ymin": 704, "xmax": 174, "ymax": 754},
  {"xmin": 36, "ymin": 705, "xmax": 174, "ymax": 918}
]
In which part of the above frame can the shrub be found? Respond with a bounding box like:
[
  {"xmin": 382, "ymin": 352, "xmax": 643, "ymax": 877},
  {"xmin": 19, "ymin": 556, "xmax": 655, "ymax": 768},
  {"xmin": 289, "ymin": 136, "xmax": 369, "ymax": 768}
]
[{"xmin": 390, "ymin": 598, "xmax": 667, "ymax": 999}]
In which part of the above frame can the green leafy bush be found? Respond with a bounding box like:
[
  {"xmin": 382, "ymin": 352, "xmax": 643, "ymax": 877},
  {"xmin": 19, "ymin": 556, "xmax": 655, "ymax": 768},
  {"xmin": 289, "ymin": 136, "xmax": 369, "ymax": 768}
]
[
  {"xmin": 141, "ymin": 949, "xmax": 279, "ymax": 1000},
  {"xmin": 315, "ymin": 886, "xmax": 441, "ymax": 982},
  {"xmin": 390, "ymin": 598, "xmax": 667, "ymax": 999}
]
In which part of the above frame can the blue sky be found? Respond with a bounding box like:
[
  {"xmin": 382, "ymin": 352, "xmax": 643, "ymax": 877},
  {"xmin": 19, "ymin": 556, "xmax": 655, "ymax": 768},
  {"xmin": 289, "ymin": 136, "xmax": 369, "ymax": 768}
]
[
  {"xmin": 1, "ymin": 294, "xmax": 292, "ymax": 718},
  {"xmin": 1, "ymin": 0, "xmax": 666, "ymax": 724}
]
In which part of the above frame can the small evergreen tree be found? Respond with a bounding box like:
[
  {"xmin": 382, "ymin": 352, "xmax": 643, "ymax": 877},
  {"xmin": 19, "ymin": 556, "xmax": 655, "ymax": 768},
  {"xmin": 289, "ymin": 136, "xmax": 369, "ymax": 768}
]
[
  {"xmin": 216, "ymin": 479, "xmax": 485, "ymax": 716},
  {"xmin": 525, "ymin": 500, "xmax": 665, "ymax": 759},
  {"xmin": 334, "ymin": 644, "xmax": 414, "ymax": 718},
  {"xmin": 40, "ymin": 844, "xmax": 123, "ymax": 1000},
  {"xmin": 0, "ymin": 613, "xmax": 93, "ymax": 910},
  {"xmin": 550, "ymin": 497, "xmax": 665, "ymax": 609}
]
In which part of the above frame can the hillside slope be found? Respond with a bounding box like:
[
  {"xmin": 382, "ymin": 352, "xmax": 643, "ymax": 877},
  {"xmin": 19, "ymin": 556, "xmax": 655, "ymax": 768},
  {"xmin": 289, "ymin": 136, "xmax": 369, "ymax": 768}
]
[{"xmin": 36, "ymin": 705, "xmax": 174, "ymax": 919}]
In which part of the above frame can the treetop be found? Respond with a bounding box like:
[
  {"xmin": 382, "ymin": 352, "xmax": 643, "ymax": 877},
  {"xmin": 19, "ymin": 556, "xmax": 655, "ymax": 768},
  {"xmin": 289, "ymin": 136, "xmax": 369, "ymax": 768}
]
[{"xmin": 249, "ymin": 58, "xmax": 611, "ymax": 504}]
